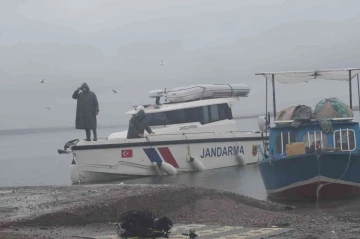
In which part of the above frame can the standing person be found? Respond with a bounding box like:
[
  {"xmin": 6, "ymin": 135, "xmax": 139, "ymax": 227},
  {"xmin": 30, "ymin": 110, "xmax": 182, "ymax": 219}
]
[
  {"xmin": 72, "ymin": 83, "xmax": 99, "ymax": 141},
  {"xmin": 126, "ymin": 108, "xmax": 155, "ymax": 139}
]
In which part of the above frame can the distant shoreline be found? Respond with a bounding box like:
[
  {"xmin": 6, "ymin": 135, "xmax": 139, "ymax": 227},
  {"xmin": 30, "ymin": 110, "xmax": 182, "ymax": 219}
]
[
  {"xmin": 1, "ymin": 106, "xmax": 359, "ymax": 136},
  {"xmin": 234, "ymin": 105, "xmax": 360, "ymax": 119},
  {"xmin": 0, "ymin": 125, "xmax": 128, "ymax": 136}
]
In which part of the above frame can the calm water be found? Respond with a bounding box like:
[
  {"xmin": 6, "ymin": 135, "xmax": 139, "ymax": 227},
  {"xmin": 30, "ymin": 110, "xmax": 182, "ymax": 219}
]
[{"xmin": 1, "ymin": 115, "xmax": 359, "ymax": 201}]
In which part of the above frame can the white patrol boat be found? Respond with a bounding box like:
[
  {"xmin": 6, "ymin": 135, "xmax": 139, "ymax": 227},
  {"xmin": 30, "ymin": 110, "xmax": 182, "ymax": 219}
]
[{"xmin": 58, "ymin": 84, "xmax": 269, "ymax": 183}]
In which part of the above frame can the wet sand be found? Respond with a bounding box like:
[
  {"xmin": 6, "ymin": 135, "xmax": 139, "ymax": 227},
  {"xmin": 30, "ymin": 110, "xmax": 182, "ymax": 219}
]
[{"xmin": 0, "ymin": 184, "xmax": 360, "ymax": 238}]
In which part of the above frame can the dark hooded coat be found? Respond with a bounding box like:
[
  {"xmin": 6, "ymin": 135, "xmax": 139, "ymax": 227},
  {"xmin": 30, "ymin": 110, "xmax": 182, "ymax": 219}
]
[
  {"xmin": 126, "ymin": 109, "xmax": 153, "ymax": 139},
  {"xmin": 72, "ymin": 83, "xmax": 99, "ymax": 129}
]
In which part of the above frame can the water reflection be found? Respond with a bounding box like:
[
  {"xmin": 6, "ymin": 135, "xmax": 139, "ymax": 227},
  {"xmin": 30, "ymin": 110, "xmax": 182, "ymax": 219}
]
[{"xmin": 101, "ymin": 164, "xmax": 268, "ymax": 201}]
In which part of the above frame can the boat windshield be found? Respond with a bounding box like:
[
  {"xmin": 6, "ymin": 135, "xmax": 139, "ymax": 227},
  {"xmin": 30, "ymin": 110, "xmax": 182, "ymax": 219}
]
[{"xmin": 144, "ymin": 103, "xmax": 233, "ymax": 126}]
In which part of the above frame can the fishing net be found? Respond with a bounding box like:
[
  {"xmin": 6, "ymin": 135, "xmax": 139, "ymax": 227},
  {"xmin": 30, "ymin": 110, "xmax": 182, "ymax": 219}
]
[
  {"xmin": 314, "ymin": 97, "xmax": 353, "ymax": 120},
  {"xmin": 275, "ymin": 106, "xmax": 297, "ymax": 121}
]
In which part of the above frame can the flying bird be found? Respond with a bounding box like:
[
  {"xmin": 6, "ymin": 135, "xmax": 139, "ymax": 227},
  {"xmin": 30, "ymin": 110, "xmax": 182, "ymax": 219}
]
[
  {"xmin": 112, "ymin": 89, "xmax": 121, "ymax": 93},
  {"xmin": 45, "ymin": 105, "xmax": 55, "ymax": 110},
  {"xmin": 40, "ymin": 79, "xmax": 46, "ymax": 83},
  {"xmin": 160, "ymin": 60, "xmax": 164, "ymax": 66}
]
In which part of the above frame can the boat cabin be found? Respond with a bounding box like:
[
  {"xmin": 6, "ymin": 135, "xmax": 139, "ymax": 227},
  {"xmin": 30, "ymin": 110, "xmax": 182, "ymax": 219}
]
[
  {"xmin": 124, "ymin": 84, "xmax": 250, "ymax": 128},
  {"xmin": 108, "ymin": 84, "xmax": 251, "ymax": 140},
  {"xmin": 125, "ymin": 98, "xmax": 235, "ymax": 127},
  {"xmin": 268, "ymin": 118, "xmax": 359, "ymax": 159}
]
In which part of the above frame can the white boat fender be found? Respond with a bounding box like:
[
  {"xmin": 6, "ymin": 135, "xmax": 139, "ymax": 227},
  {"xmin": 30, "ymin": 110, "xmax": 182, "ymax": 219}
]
[
  {"xmin": 236, "ymin": 153, "xmax": 246, "ymax": 166},
  {"xmin": 152, "ymin": 162, "xmax": 163, "ymax": 175},
  {"xmin": 157, "ymin": 161, "xmax": 177, "ymax": 175},
  {"xmin": 186, "ymin": 156, "xmax": 205, "ymax": 171},
  {"xmin": 69, "ymin": 159, "xmax": 80, "ymax": 183}
]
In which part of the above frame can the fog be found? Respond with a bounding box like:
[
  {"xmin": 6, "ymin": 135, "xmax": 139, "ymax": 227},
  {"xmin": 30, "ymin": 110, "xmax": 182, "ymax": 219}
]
[{"xmin": 1, "ymin": 0, "xmax": 360, "ymax": 129}]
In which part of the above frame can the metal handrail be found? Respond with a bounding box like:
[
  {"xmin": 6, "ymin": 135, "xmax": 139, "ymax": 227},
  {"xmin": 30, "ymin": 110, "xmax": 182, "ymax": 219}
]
[
  {"xmin": 146, "ymin": 131, "xmax": 217, "ymax": 137},
  {"xmin": 225, "ymin": 130, "xmax": 262, "ymax": 133},
  {"xmin": 106, "ymin": 130, "xmax": 260, "ymax": 141}
]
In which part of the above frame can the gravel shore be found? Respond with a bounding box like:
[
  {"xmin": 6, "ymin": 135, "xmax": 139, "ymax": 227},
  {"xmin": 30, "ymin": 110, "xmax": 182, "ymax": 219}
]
[{"xmin": 0, "ymin": 184, "xmax": 360, "ymax": 238}]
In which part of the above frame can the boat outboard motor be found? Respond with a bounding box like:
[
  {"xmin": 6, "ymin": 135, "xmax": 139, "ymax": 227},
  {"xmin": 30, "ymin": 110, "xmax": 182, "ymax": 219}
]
[
  {"xmin": 58, "ymin": 139, "xmax": 79, "ymax": 155},
  {"xmin": 64, "ymin": 139, "xmax": 79, "ymax": 150}
]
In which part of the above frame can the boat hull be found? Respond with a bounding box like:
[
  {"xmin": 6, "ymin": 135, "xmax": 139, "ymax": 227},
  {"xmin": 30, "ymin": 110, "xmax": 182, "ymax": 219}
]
[
  {"xmin": 70, "ymin": 134, "xmax": 265, "ymax": 183},
  {"xmin": 258, "ymin": 152, "xmax": 360, "ymax": 201}
]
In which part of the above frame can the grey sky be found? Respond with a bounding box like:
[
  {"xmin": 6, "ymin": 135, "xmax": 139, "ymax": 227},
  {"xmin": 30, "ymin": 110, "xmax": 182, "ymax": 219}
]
[{"xmin": 1, "ymin": 0, "xmax": 360, "ymax": 129}]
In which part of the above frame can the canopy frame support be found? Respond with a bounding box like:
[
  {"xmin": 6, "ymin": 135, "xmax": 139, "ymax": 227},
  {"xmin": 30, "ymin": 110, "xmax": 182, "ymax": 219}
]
[
  {"xmin": 349, "ymin": 70, "xmax": 353, "ymax": 109},
  {"xmin": 256, "ymin": 68, "xmax": 360, "ymax": 129},
  {"xmin": 271, "ymin": 74, "xmax": 276, "ymax": 120}
]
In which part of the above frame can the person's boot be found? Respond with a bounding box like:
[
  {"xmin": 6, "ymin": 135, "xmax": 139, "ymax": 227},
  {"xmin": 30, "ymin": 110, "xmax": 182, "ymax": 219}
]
[
  {"xmin": 93, "ymin": 129, "xmax": 97, "ymax": 141},
  {"xmin": 85, "ymin": 129, "xmax": 91, "ymax": 141}
]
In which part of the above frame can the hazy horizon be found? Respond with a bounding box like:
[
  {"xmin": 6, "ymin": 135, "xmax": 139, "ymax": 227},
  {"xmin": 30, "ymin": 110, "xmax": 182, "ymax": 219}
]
[{"xmin": 1, "ymin": 0, "xmax": 360, "ymax": 130}]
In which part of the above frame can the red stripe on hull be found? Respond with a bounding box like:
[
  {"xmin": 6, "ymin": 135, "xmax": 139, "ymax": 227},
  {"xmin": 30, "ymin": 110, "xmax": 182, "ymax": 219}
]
[
  {"xmin": 268, "ymin": 181, "xmax": 360, "ymax": 201},
  {"xmin": 157, "ymin": 147, "xmax": 179, "ymax": 168}
]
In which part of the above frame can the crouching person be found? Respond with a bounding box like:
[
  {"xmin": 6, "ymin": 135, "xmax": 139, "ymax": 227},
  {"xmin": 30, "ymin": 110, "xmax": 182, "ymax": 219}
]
[{"xmin": 126, "ymin": 109, "xmax": 155, "ymax": 139}]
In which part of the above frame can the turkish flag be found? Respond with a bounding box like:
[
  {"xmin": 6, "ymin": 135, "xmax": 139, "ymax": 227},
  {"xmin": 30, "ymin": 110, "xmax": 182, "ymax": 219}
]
[{"xmin": 121, "ymin": 149, "xmax": 133, "ymax": 158}]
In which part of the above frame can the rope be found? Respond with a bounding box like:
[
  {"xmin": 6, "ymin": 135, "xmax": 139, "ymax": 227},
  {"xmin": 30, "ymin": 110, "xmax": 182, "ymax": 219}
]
[
  {"xmin": 315, "ymin": 151, "xmax": 352, "ymax": 211},
  {"xmin": 230, "ymin": 131, "xmax": 240, "ymax": 155}
]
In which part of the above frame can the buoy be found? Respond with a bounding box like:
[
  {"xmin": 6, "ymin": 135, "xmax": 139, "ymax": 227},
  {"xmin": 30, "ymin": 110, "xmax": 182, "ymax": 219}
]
[
  {"xmin": 157, "ymin": 162, "xmax": 177, "ymax": 175},
  {"xmin": 186, "ymin": 156, "xmax": 205, "ymax": 171},
  {"xmin": 236, "ymin": 153, "xmax": 246, "ymax": 166},
  {"xmin": 69, "ymin": 159, "xmax": 80, "ymax": 183},
  {"xmin": 152, "ymin": 162, "xmax": 163, "ymax": 175},
  {"xmin": 258, "ymin": 116, "xmax": 267, "ymax": 133}
]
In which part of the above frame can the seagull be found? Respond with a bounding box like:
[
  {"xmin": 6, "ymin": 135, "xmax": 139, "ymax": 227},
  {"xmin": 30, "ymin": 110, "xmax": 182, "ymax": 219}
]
[
  {"xmin": 40, "ymin": 79, "xmax": 46, "ymax": 83},
  {"xmin": 45, "ymin": 105, "xmax": 54, "ymax": 110},
  {"xmin": 160, "ymin": 60, "xmax": 164, "ymax": 66},
  {"xmin": 112, "ymin": 89, "xmax": 120, "ymax": 93}
]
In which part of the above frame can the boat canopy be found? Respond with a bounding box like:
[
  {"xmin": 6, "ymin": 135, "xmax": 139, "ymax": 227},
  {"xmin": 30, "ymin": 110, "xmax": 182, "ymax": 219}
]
[
  {"xmin": 256, "ymin": 68, "xmax": 360, "ymax": 84},
  {"xmin": 256, "ymin": 68, "xmax": 360, "ymax": 120}
]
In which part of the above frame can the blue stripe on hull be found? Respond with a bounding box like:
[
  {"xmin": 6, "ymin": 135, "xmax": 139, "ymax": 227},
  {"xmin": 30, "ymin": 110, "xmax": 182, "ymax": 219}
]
[
  {"xmin": 143, "ymin": 148, "xmax": 162, "ymax": 163},
  {"xmin": 258, "ymin": 153, "xmax": 360, "ymax": 193}
]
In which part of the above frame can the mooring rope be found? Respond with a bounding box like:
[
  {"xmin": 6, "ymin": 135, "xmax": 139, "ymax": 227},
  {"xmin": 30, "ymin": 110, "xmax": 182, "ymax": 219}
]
[{"xmin": 315, "ymin": 151, "xmax": 352, "ymax": 211}]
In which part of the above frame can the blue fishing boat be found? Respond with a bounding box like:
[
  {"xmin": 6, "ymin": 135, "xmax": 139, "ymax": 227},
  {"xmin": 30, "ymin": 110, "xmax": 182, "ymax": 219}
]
[{"xmin": 256, "ymin": 68, "xmax": 360, "ymax": 201}]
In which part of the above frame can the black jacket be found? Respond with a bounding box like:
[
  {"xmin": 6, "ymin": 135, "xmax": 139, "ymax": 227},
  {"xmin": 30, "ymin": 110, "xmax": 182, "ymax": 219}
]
[{"xmin": 126, "ymin": 109, "xmax": 152, "ymax": 139}]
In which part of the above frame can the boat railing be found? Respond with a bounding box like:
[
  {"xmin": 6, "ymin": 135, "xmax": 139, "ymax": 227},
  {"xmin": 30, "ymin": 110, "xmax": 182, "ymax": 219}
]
[
  {"xmin": 274, "ymin": 117, "xmax": 354, "ymax": 125},
  {"xmin": 105, "ymin": 132, "xmax": 218, "ymax": 141},
  {"xmin": 147, "ymin": 130, "xmax": 263, "ymax": 138},
  {"xmin": 226, "ymin": 130, "xmax": 261, "ymax": 133},
  {"xmin": 107, "ymin": 130, "xmax": 262, "ymax": 141},
  {"xmin": 146, "ymin": 132, "xmax": 217, "ymax": 138}
]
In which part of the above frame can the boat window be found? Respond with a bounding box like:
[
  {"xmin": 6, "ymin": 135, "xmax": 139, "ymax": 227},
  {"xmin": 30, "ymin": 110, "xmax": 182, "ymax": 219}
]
[
  {"xmin": 144, "ymin": 112, "xmax": 167, "ymax": 126},
  {"xmin": 218, "ymin": 104, "xmax": 229, "ymax": 120},
  {"xmin": 202, "ymin": 106, "xmax": 210, "ymax": 124},
  {"xmin": 185, "ymin": 107, "xmax": 203, "ymax": 123},
  {"xmin": 164, "ymin": 110, "xmax": 187, "ymax": 124},
  {"xmin": 333, "ymin": 129, "xmax": 356, "ymax": 151},
  {"xmin": 163, "ymin": 107, "xmax": 205, "ymax": 125},
  {"xmin": 275, "ymin": 132, "xmax": 296, "ymax": 154},
  {"xmin": 144, "ymin": 103, "xmax": 232, "ymax": 126},
  {"xmin": 204, "ymin": 103, "xmax": 232, "ymax": 123},
  {"xmin": 302, "ymin": 132, "xmax": 328, "ymax": 149},
  {"xmin": 210, "ymin": 105, "xmax": 220, "ymax": 121}
]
